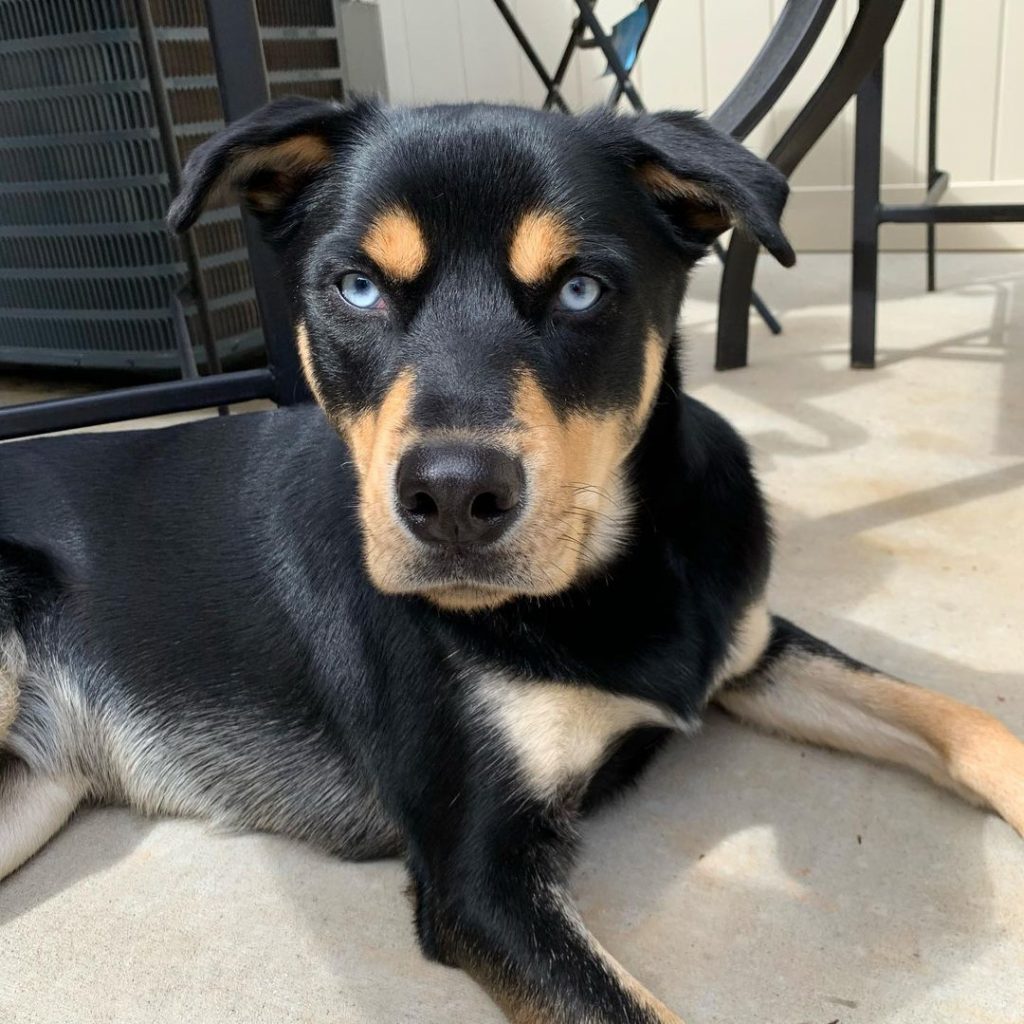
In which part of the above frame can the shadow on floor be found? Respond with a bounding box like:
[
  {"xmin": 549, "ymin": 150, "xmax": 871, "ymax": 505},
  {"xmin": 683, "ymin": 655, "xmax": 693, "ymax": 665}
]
[{"xmin": 0, "ymin": 805, "xmax": 154, "ymax": 928}]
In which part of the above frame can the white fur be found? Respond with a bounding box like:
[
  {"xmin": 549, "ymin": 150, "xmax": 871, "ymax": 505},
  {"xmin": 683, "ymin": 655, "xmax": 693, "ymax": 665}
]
[
  {"xmin": 472, "ymin": 672, "xmax": 692, "ymax": 801},
  {"xmin": 709, "ymin": 598, "xmax": 772, "ymax": 695},
  {"xmin": 0, "ymin": 767, "xmax": 84, "ymax": 880}
]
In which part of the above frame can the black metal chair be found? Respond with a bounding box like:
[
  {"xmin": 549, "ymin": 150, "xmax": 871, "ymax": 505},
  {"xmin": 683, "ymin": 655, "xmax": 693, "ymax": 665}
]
[
  {"xmin": 493, "ymin": 0, "xmax": 906, "ymax": 370},
  {"xmin": 715, "ymin": 0, "xmax": 906, "ymax": 370},
  {"xmin": 849, "ymin": 0, "xmax": 1024, "ymax": 367},
  {"xmin": 494, "ymin": 0, "xmax": 854, "ymax": 338}
]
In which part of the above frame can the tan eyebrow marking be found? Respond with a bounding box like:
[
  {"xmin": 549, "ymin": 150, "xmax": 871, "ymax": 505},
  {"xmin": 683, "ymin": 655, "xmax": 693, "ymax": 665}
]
[
  {"xmin": 508, "ymin": 210, "xmax": 576, "ymax": 286},
  {"xmin": 361, "ymin": 207, "xmax": 429, "ymax": 281}
]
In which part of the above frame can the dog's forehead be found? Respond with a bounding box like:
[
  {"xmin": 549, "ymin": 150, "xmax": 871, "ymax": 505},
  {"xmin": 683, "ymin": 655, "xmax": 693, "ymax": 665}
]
[{"xmin": 349, "ymin": 106, "xmax": 611, "ymax": 241}]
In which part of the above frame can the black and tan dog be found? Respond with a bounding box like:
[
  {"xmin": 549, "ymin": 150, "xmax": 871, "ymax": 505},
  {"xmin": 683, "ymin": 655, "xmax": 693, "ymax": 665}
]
[{"xmin": 1, "ymin": 97, "xmax": 1022, "ymax": 1023}]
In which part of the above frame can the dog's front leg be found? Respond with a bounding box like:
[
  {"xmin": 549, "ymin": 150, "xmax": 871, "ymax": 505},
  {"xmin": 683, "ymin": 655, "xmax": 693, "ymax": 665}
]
[{"xmin": 406, "ymin": 805, "xmax": 685, "ymax": 1024}]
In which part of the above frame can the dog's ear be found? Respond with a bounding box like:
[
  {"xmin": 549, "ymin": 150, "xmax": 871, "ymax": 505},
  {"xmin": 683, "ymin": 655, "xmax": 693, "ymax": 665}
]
[
  {"xmin": 167, "ymin": 95, "xmax": 373, "ymax": 234},
  {"xmin": 610, "ymin": 110, "xmax": 795, "ymax": 267}
]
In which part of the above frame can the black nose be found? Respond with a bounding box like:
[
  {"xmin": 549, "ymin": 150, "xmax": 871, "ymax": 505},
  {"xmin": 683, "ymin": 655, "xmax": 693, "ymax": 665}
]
[{"xmin": 396, "ymin": 443, "xmax": 524, "ymax": 546}]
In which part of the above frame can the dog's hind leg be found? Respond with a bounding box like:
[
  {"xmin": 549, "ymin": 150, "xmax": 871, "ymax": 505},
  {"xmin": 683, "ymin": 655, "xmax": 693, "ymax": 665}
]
[
  {"xmin": 0, "ymin": 757, "xmax": 85, "ymax": 881},
  {"xmin": 715, "ymin": 616, "xmax": 1024, "ymax": 837}
]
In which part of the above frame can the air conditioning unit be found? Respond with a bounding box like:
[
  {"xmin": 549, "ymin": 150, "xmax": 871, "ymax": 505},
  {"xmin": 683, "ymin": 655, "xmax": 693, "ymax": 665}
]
[{"xmin": 0, "ymin": 0, "xmax": 387, "ymax": 374}]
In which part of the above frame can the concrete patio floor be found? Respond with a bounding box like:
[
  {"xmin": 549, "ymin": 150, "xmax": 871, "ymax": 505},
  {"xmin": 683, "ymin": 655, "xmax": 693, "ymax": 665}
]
[{"xmin": 1, "ymin": 252, "xmax": 1023, "ymax": 1023}]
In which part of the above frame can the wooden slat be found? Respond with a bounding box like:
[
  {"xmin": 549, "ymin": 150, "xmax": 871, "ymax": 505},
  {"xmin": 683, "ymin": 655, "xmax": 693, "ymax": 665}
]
[
  {"xmin": 457, "ymin": 0, "xmax": 524, "ymax": 103},
  {"xmin": 375, "ymin": 0, "xmax": 415, "ymax": 103},
  {"xmin": 937, "ymin": 0, "xmax": 1003, "ymax": 183},
  {"xmin": 994, "ymin": 0, "xmax": 1024, "ymax": 180},
  {"xmin": 401, "ymin": 0, "xmax": 469, "ymax": 103},
  {"xmin": 634, "ymin": 0, "xmax": 706, "ymax": 113}
]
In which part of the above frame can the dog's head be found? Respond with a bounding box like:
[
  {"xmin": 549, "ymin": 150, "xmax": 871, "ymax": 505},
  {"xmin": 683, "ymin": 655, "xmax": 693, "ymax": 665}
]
[{"xmin": 170, "ymin": 97, "xmax": 792, "ymax": 611}]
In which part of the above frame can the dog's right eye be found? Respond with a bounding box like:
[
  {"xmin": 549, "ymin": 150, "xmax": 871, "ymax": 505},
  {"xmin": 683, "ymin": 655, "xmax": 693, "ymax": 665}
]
[{"xmin": 337, "ymin": 273, "xmax": 384, "ymax": 310}]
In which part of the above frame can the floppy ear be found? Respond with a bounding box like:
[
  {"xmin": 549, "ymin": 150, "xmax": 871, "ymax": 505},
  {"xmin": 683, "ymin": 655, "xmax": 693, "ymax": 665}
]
[
  {"xmin": 167, "ymin": 95, "xmax": 372, "ymax": 234},
  {"xmin": 618, "ymin": 110, "xmax": 795, "ymax": 267}
]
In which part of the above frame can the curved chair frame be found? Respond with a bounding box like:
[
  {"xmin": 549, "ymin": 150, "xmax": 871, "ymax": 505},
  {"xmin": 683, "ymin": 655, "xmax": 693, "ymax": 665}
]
[{"xmin": 716, "ymin": 0, "xmax": 906, "ymax": 370}]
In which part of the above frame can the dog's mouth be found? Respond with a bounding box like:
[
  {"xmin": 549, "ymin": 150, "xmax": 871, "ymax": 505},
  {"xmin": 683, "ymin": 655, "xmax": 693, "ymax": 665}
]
[{"xmin": 393, "ymin": 546, "xmax": 532, "ymax": 610}]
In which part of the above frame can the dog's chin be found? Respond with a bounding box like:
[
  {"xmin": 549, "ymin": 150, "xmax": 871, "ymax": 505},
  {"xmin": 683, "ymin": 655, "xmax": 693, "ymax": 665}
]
[
  {"xmin": 365, "ymin": 548, "xmax": 568, "ymax": 612},
  {"xmin": 420, "ymin": 584, "xmax": 521, "ymax": 612},
  {"xmin": 370, "ymin": 574, "xmax": 532, "ymax": 612}
]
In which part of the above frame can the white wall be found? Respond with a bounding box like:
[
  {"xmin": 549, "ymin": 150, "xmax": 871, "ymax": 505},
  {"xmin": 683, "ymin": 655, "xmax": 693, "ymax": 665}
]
[{"xmin": 373, "ymin": 0, "xmax": 1024, "ymax": 251}]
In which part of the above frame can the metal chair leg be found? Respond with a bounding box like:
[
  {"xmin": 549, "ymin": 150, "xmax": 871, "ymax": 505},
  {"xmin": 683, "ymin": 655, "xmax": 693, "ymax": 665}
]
[
  {"xmin": 715, "ymin": 0, "xmax": 904, "ymax": 370},
  {"xmin": 851, "ymin": 56, "xmax": 884, "ymax": 369},
  {"xmin": 926, "ymin": 0, "xmax": 944, "ymax": 292}
]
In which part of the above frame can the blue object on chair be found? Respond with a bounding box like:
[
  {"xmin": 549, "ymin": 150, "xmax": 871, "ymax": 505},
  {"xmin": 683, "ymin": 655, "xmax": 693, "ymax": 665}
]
[{"xmin": 601, "ymin": 2, "xmax": 649, "ymax": 75}]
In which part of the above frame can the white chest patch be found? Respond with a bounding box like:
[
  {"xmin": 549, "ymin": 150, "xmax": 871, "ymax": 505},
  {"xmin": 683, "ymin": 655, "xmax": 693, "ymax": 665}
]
[{"xmin": 472, "ymin": 673, "xmax": 687, "ymax": 801}]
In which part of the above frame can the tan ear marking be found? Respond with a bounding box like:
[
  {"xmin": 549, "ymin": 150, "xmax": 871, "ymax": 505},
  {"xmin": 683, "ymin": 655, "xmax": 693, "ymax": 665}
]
[
  {"xmin": 227, "ymin": 135, "xmax": 333, "ymax": 211},
  {"xmin": 361, "ymin": 207, "xmax": 429, "ymax": 282},
  {"xmin": 509, "ymin": 210, "xmax": 576, "ymax": 286},
  {"xmin": 635, "ymin": 163, "xmax": 733, "ymax": 233}
]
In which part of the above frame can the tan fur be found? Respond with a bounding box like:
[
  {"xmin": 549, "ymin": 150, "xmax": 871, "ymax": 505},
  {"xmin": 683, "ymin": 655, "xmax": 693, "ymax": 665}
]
[
  {"xmin": 336, "ymin": 371, "xmax": 418, "ymax": 591},
  {"xmin": 479, "ymin": 948, "xmax": 687, "ymax": 1024},
  {"xmin": 509, "ymin": 371, "xmax": 635, "ymax": 591},
  {"xmin": 343, "ymin": 345, "xmax": 666, "ymax": 609},
  {"xmin": 0, "ymin": 669, "xmax": 17, "ymax": 739},
  {"xmin": 474, "ymin": 673, "xmax": 685, "ymax": 801},
  {"xmin": 227, "ymin": 135, "xmax": 333, "ymax": 211},
  {"xmin": 635, "ymin": 330, "xmax": 666, "ymax": 430},
  {"xmin": 295, "ymin": 320, "xmax": 326, "ymax": 406},
  {"xmin": 508, "ymin": 211, "xmax": 576, "ymax": 285},
  {"xmin": 422, "ymin": 585, "xmax": 519, "ymax": 612},
  {"xmin": 362, "ymin": 207, "xmax": 429, "ymax": 281},
  {"xmin": 599, "ymin": 942, "xmax": 688, "ymax": 1024},
  {"xmin": 0, "ymin": 634, "xmax": 24, "ymax": 741},
  {"xmin": 634, "ymin": 162, "xmax": 732, "ymax": 234},
  {"xmin": 716, "ymin": 652, "xmax": 1024, "ymax": 837},
  {"xmin": 330, "ymin": 354, "xmax": 663, "ymax": 609}
]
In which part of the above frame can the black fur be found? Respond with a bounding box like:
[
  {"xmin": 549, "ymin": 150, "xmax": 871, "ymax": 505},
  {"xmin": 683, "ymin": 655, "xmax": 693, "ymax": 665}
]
[{"xmin": 2, "ymin": 100, "xmax": 798, "ymax": 1023}]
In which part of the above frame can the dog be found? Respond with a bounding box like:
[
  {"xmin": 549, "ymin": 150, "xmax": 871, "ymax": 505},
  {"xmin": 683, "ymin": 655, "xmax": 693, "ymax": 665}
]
[{"xmin": 1, "ymin": 96, "xmax": 1022, "ymax": 1023}]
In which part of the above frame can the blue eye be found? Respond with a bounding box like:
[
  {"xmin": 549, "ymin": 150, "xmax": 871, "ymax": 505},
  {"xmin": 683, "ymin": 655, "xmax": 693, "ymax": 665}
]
[
  {"xmin": 338, "ymin": 273, "xmax": 382, "ymax": 309},
  {"xmin": 557, "ymin": 274, "xmax": 602, "ymax": 312}
]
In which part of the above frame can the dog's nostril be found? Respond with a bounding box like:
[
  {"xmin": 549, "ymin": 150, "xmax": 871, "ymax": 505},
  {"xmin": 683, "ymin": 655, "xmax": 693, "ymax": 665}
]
[
  {"xmin": 470, "ymin": 491, "xmax": 506, "ymax": 521},
  {"xmin": 405, "ymin": 491, "xmax": 438, "ymax": 518}
]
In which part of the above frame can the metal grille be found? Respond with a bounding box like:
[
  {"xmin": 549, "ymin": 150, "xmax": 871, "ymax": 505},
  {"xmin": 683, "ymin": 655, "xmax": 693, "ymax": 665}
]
[{"xmin": 0, "ymin": 0, "xmax": 346, "ymax": 372}]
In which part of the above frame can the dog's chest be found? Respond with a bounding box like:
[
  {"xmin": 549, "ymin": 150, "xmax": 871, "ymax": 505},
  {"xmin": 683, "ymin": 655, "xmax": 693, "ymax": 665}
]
[{"xmin": 471, "ymin": 673, "xmax": 679, "ymax": 801}]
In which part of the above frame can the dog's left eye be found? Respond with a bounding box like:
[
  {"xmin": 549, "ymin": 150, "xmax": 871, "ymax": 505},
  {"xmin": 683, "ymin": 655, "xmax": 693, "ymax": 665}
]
[
  {"xmin": 338, "ymin": 273, "xmax": 383, "ymax": 310},
  {"xmin": 557, "ymin": 275, "xmax": 602, "ymax": 312}
]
